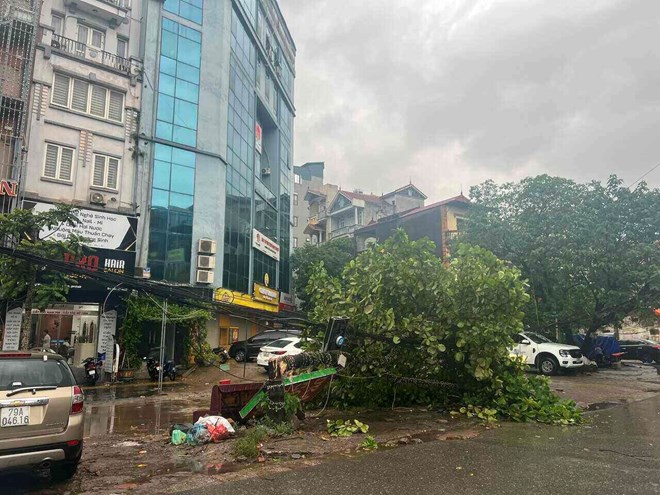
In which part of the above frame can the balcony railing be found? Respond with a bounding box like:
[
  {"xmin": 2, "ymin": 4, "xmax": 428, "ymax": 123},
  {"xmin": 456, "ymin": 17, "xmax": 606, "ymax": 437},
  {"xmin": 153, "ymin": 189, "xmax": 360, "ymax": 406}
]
[
  {"xmin": 50, "ymin": 34, "xmax": 131, "ymax": 73},
  {"xmin": 101, "ymin": 0, "xmax": 131, "ymax": 7},
  {"xmin": 445, "ymin": 230, "xmax": 461, "ymax": 241},
  {"xmin": 330, "ymin": 224, "xmax": 360, "ymax": 239}
]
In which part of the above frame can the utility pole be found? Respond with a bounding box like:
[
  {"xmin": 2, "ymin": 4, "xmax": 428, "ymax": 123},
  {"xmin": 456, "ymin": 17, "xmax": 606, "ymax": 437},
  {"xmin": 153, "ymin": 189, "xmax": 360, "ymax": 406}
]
[{"xmin": 158, "ymin": 299, "xmax": 167, "ymax": 394}]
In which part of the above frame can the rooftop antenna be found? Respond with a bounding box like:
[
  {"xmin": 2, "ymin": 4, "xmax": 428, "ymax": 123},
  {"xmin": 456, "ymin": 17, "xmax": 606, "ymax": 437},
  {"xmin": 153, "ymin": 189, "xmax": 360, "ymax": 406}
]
[{"xmin": 460, "ymin": 183, "xmax": 463, "ymax": 195}]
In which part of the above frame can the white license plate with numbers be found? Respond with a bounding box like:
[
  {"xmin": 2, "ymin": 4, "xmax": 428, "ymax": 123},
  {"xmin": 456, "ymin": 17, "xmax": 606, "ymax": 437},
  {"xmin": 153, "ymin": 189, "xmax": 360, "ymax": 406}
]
[{"xmin": 1, "ymin": 406, "xmax": 30, "ymax": 427}]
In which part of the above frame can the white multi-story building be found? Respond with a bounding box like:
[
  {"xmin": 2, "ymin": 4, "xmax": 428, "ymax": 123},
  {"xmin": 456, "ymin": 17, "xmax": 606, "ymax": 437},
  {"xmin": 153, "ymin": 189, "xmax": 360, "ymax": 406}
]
[
  {"xmin": 18, "ymin": 0, "xmax": 142, "ymax": 357},
  {"xmin": 24, "ymin": 0, "xmax": 141, "ymax": 216}
]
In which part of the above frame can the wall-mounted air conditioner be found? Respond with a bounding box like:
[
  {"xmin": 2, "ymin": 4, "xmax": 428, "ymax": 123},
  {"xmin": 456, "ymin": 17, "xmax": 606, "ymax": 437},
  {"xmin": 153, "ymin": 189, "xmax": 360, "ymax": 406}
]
[
  {"xmin": 196, "ymin": 269, "xmax": 214, "ymax": 284},
  {"xmin": 197, "ymin": 255, "xmax": 216, "ymax": 269},
  {"xmin": 261, "ymin": 167, "xmax": 272, "ymax": 176},
  {"xmin": 197, "ymin": 238, "xmax": 217, "ymax": 254},
  {"xmin": 90, "ymin": 192, "xmax": 105, "ymax": 205}
]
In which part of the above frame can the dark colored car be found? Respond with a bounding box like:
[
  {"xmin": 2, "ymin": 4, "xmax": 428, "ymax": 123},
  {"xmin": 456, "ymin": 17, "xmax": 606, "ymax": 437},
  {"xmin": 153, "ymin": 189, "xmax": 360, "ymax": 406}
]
[
  {"xmin": 228, "ymin": 329, "xmax": 302, "ymax": 362},
  {"xmin": 618, "ymin": 339, "xmax": 660, "ymax": 363}
]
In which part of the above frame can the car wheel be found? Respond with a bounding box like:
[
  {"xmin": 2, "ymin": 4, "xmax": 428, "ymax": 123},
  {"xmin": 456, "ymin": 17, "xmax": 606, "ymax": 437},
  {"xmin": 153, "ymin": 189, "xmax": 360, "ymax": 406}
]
[
  {"xmin": 538, "ymin": 356, "xmax": 559, "ymax": 376},
  {"xmin": 234, "ymin": 350, "xmax": 246, "ymax": 362},
  {"xmin": 52, "ymin": 460, "xmax": 79, "ymax": 482}
]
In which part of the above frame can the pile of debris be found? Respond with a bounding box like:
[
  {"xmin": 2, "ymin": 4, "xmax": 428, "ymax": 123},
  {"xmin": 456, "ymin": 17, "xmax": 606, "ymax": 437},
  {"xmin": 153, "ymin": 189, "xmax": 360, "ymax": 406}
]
[{"xmin": 171, "ymin": 416, "xmax": 236, "ymax": 446}]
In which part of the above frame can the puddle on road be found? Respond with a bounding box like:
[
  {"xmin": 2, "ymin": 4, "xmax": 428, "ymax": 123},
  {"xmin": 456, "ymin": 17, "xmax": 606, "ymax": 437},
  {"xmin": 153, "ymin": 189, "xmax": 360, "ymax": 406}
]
[
  {"xmin": 163, "ymin": 459, "xmax": 242, "ymax": 475},
  {"xmin": 83, "ymin": 382, "xmax": 188, "ymax": 402},
  {"xmin": 84, "ymin": 399, "xmax": 195, "ymax": 437}
]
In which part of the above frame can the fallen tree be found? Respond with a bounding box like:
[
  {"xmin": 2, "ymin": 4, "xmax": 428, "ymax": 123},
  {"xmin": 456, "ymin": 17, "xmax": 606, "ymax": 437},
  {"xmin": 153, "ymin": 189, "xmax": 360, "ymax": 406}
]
[{"xmin": 306, "ymin": 231, "xmax": 581, "ymax": 424}]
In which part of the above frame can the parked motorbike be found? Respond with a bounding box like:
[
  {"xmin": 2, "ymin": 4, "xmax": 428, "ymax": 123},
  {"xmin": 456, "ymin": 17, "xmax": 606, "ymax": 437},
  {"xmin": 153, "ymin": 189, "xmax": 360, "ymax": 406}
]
[
  {"xmin": 144, "ymin": 356, "xmax": 177, "ymax": 381},
  {"xmin": 82, "ymin": 356, "xmax": 100, "ymax": 385},
  {"xmin": 212, "ymin": 346, "xmax": 230, "ymax": 364},
  {"xmin": 584, "ymin": 345, "xmax": 624, "ymax": 368}
]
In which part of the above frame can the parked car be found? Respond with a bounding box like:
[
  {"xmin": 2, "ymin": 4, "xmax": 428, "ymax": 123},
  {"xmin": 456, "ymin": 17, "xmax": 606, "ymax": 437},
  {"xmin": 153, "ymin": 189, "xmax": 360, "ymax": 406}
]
[
  {"xmin": 229, "ymin": 329, "xmax": 302, "ymax": 362},
  {"xmin": 618, "ymin": 339, "xmax": 660, "ymax": 363},
  {"xmin": 511, "ymin": 332, "xmax": 584, "ymax": 376},
  {"xmin": 0, "ymin": 351, "xmax": 84, "ymax": 480},
  {"xmin": 256, "ymin": 337, "xmax": 306, "ymax": 369}
]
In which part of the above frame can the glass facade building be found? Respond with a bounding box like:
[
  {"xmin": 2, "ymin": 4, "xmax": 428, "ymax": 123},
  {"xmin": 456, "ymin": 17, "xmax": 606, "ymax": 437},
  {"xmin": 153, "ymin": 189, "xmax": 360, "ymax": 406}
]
[
  {"xmin": 143, "ymin": 0, "xmax": 294, "ymax": 296},
  {"xmin": 223, "ymin": 2, "xmax": 295, "ymax": 294},
  {"xmin": 148, "ymin": 10, "xmax": 202, "ymax": 282}
]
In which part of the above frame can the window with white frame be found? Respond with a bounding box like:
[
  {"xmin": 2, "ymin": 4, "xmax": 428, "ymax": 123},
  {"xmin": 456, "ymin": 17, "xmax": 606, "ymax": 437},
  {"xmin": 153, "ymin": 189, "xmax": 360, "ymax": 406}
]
[
  {"xmin": 77, "ymin": 23, "xmax": 104, "ymax": 50},
  {"xmin": 293, "ymin": 192, "xmax": 298, "ymax": 206},
  {"xmin": 294, "ymin": 173, "xmax": 302, "ymax": 184},
  {"xmin": 92, "ymin": 154, "xmax": 119, "ymax": 190},
  {"xmin": 43, "ymin": 143, "xmax": 74, "ymax": 182},
  {"xmin": 52, "ymin": 14, "xmax": 63, "ymax": 36},
  {"xmin": 293, "ymin": 237, "xmax": 298, "ymax": 248},
  {"xmin": 51, "ymin": 73, "xmax": 124, "ymax": 123},
  {"xmin": 293, "ymin": 216, "xmax": 298, "ymax": 227}
]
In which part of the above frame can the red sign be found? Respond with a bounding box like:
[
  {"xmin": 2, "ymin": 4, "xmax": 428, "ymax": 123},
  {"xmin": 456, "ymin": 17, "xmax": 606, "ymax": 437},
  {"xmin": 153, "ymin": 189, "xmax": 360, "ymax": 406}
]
[
  {"xmin": 255, "ymin": 122, "xmax": 263, "ymax": 154},
  {"xmin": 0, "ymin": 180, "xmax": 18, "ymax": 197}
]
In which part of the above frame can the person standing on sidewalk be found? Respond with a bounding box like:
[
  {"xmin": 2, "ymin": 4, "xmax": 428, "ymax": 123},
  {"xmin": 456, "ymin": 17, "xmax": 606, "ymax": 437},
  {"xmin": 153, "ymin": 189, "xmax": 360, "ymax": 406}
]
[{"xmin": 42, "ymin": 329, "xmax": 51, "ymax": 349}]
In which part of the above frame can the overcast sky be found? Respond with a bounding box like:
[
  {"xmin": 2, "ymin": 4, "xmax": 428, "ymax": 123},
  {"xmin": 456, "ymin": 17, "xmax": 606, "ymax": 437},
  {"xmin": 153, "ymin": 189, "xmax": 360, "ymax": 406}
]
[{"xmin": 279, "ymin": 0, "xmax": 660, "ymax": 202}]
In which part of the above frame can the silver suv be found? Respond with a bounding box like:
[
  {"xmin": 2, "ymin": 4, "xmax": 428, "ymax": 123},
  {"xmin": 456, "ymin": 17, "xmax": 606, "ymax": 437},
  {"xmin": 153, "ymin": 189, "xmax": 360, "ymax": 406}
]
[{"xmin": 0, "ymin": 351, "xmax": 84, "ymax": 480}]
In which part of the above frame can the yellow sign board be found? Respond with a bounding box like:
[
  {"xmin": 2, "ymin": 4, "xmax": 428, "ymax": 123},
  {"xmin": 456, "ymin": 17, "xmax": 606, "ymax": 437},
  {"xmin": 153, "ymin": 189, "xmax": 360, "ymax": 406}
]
[
  {"xmin": 213, "ymin": 287, "xmax": 279, "ymax": 313},
  {"xmin": 253, "ymin": 283, "xmax": 279, "ymax": 305}
]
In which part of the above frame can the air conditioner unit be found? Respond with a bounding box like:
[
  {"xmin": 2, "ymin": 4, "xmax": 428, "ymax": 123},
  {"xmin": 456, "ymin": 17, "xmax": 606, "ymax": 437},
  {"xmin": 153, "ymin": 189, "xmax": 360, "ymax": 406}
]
[
  {"xmin": 197, "ymin": 255, "xmax": 216, "ymax": 269},
  {"xmin": 261, "ymin": 167, "xmax": 271, "ymax": 176},
  {"xmin": 90, "ymin": 192, "xmax": 105, "ymax": 205},
  {"xmin": 197, "ymin": 238, "xmax": 217, "ymax": 254},
  {"xmin": 196, "ymin": 269, "xmax": 214, "ymax": 284}
]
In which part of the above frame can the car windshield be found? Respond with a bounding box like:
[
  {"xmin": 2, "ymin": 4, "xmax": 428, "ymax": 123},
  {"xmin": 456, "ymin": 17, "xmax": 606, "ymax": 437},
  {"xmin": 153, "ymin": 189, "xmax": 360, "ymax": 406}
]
[
  {"xmin": 0, "ymin": 358, "xmax": 74, "ymax": 391},
  {"xmin": 524, "ymin": 333, "xmax": 553, "ymax": 344}
]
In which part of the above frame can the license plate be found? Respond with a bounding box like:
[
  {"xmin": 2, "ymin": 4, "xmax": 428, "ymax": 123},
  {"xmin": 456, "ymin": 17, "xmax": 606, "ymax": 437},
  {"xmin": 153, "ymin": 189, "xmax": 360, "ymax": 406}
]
[
  {"xmin": 1, "ymin": 406, "xmax": 30, "ymax": 428},
  {"xmin": 88, "ymin": 369, "xmax": 96, "ymax": 375}
]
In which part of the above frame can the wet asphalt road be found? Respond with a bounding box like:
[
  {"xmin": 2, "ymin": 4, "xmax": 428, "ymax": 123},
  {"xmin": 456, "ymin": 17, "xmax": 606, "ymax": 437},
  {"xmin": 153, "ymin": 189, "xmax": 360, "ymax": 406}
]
[{"xmin": 178, "ymin": 395, "xmax": 660, "ymax": 495}]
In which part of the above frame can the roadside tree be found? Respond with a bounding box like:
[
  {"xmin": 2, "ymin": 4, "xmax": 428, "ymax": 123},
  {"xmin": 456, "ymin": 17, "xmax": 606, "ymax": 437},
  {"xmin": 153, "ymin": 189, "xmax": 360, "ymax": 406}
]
[
  {"xmin": 291, "ymin": 237, "xmax": 355, "ymax": 311},
  {"xmin": 463, "ymin": 175, "xmax": 660, "ymax": 339}
]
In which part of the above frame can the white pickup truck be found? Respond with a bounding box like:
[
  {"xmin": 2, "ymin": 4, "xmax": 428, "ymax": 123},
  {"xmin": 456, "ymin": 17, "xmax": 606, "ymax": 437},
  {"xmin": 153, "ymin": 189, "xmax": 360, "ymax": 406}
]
[{"xmin": 511, "ymin": 332, "xmax": 584, "ymax": 375}]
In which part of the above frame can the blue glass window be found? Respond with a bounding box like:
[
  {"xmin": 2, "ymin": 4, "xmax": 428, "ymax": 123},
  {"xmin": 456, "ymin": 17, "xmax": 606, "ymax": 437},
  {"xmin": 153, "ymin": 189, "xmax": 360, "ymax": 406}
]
[
  {"xmin": 156, "ymin": 18, "xmax": 201, "ymax": 147},
  {"xmin": 164, "ymin": 0, "xmax": 203, "ymax": 25}
]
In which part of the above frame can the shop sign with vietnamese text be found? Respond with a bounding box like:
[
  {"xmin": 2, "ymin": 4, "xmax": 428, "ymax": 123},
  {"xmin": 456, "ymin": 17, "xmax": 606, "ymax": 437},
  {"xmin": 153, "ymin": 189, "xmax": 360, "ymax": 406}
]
[
  {"xmin": 253, "ymin": 283, "xmax": 279, "ymax": 305},
  {"xmin": 252, "ymin": 229, "xmax": 280, "ymax": 261}
]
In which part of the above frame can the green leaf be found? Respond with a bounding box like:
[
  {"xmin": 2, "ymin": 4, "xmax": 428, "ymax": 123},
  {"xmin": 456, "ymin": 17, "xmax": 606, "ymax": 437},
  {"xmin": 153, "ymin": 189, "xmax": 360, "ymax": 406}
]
[{"xmin": 393, "ymin": 336, "xmax": 401, "ymax": 344}]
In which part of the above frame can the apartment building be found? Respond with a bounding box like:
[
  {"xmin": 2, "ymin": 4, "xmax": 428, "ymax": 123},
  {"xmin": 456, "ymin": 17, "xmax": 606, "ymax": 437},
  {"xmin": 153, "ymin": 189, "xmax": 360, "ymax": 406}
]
[{"xmin": 18, "ymin": 0, "xmax": 142, "ymax": 358}]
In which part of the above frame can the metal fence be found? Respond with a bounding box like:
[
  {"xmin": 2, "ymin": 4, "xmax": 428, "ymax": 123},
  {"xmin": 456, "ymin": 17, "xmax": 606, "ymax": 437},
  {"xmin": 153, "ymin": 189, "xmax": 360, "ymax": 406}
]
[{"xmin": 51, "ymin": 34, "xmax": 132, "ymax": 73}]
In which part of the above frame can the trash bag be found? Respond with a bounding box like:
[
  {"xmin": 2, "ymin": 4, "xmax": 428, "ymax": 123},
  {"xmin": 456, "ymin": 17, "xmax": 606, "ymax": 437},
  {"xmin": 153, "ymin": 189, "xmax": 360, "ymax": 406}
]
[
  {"xmin": 195, "ymin": 415, "xmax": 235, "ymax": 443},
  {"xmin": 169, "ymin": 423, "xmax": 194, "ymax": 436},
  {"xmin": 171, "ymin": 429, "xmax": 187, "ymax": 446},
  {"xmin": 186, "ymin": 424, "xmax": 211, "ymax": 446},
  {"xmin": 195, "ymin": 416, "xmax": 235, "ymax": 435}
]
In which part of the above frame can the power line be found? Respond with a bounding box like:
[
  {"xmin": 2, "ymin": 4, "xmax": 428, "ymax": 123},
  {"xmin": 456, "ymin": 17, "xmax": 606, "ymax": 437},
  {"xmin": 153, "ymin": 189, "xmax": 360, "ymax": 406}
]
[
  {"xmin": 628, "ymin": 161, "xmax": 660, "ymax": 188},
  {"xmin": 0, "ymin": 245, "xmax": 311, "ymax": 326}
]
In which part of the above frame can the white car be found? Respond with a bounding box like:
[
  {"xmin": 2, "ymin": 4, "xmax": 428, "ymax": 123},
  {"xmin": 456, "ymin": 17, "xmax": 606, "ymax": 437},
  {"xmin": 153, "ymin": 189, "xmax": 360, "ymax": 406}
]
[
  {"xmin": 511, "ymin": 332, "xmax": 584, "ymax": 376},
  {"xmin": 256, "ymin": 337, "xmax": 305, "ymax": 369}
]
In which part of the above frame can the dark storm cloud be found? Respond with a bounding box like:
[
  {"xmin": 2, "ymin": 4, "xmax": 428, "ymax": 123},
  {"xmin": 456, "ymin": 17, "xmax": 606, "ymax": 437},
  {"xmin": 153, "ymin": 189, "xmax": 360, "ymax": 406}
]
[{"xmin": 279, "ymin": 0, "xmax": 660, "ymax": 200}]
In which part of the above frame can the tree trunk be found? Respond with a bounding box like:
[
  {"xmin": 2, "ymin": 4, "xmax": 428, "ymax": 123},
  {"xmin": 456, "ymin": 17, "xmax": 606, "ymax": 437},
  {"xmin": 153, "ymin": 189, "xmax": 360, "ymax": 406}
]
[{"xmin": 19, "ymin": 267, "xmax": 37, "ymax": 351}]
